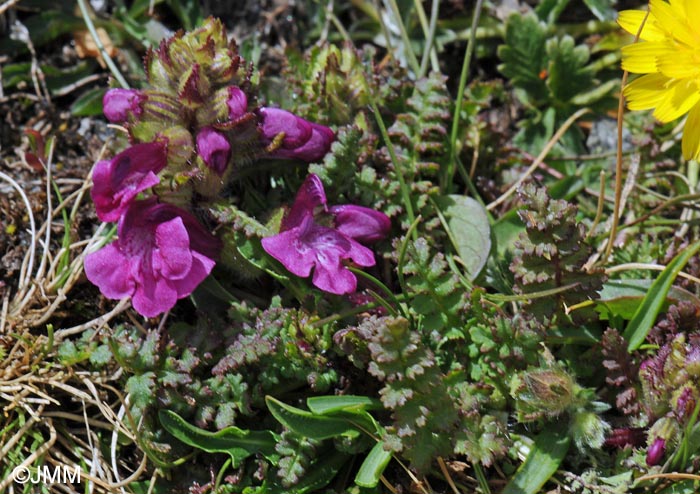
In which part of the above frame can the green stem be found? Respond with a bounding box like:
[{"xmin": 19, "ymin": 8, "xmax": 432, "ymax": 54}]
[
  {"xmin": 442, "ymin": 0, "xmax": 484, "ymax": 192},
  {"xmin": 359, "ymin": 75, "xmax": 417, "ymax": 233},
  {"xmin": 349, "ymin": 268, "xmax": 409, "ymax": 321},
  {"xmin": 77, "ymin": 0, "xmax": 130, "ymax": 89},
  {"xmin": 415, "ymin": 0, "xmax": 440, "ymax": 76},
  {"xmin": 473, "ymin": 462, "xmax": 491, "ymax": 494},
  {"xmin": 385, "ymin": 0, "xmax": 421, "ymax": 75}
]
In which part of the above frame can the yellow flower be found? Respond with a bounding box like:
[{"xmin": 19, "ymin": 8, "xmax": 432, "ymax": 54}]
[{"xmin": 618, "ymin": 0, "xmax": 700, "ymax": 160}]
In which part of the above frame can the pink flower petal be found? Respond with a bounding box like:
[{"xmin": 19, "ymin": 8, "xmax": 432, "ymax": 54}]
[
  {"xmin": 84, "ymin": 243, "xmax": 135, "ymax": 299},
  {"xmin": 271, "ymin": 123, "xmax": 335, "ymax": 162},
  {"xmin": 282, "ymin": 174, "xmax": 327, "ymax": 230},
  {"xmin": 131, "ymin": 272, "xmax": 179, "ymax": 318},
  {"xmin": 262, "ymin": 223, "xmax": 316, "ymax": 278},
  {"xmin": 260, "ymin": 107, "xmax": 312, "ymax": 147},
  {"xmin": 312, "ymin": 253, "xmax": 358, "ymax": 294},
  {"xmin": 329, "ymin": 204, "xmax": 391, "ymax": 243},
  {"xmin": 171, "ymin": 251, "xmax": 217, "ymax": 297},
  {"xmin": 91, "ymin": 141, "xmax": 168, "ymax": 222},
  {"xmin": 153, "ymin": 217, "xmax": 193, "ymax": 280}
]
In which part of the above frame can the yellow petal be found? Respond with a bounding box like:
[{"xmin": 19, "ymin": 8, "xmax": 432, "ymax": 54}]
[
  {"xmin": 681, "ymin": 0, "xmax": 700, "ymax": 37},
  {"xmin": 670, "ymin": 0, "xmax": 688, "ymax": 17},
  {"xmin": 624, "ymin": 73, "xmax": 670, "ymax": 110},
  {"xmin": 617, "ymin": 10, "xmax": 666, "ymax": 42},
  {"xmin": 653, "ymin": 79, "xmax": 700, "ymax": 122},
  {"xmin": 657, "ymin": 50, "xmax": 700, "ymax": 79},
  {"xmin": 621, "ymin": 42, "xmax": 674, "ymax": 73},
  {"xmin": 682, "ymin": 103, "xmax": 700, "ymax": 160},
  {"xmin": 650, "ymin": 0, "xmax": 698, "ymax": 47}
]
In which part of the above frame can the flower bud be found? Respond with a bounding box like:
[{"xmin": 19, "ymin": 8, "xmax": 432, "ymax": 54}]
[
  {"xmin": 178, "ymin": 63, "xmax": 210, "ymax": 107},
  {"xmin": 103, "ymin": 88, "xmax": 145, "ymax": 123},
  {"xmin": 146, "ymin": 39, "xmax": 177, "ymax": 90},
  {"xmin": 159, "ymin": 126, "xmax": 194, "ymax": 172},
  {"xmin": 139, "ymin": 91, "xmax": 182, "ymax": 126},
  {"xmin": 196, "ymin": 127, "xmax": 231, "ymax": 176},
  {"xmin": 260, "ymin": 107, "xmax": 334, "ymax": 162},
  {"xmin": 646, "ymin": 437, "xmax": 666, "ymax": 466},
  {"xmin": 227, "ymin": 86, "xmax": 248, "ymax": 120},
  {"xmin": 260, "ymin": 107, "xmax": 312, "ymax": 147}
]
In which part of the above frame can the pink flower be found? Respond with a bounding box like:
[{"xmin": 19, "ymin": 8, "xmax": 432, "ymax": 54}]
[
  {"xmin": 197, "ymin": 126, "xmax": 231, "ymax": 176},
  {"xmin": 646, "ymin": 437, "xmax": 666, "ymax": 467},
  {"xmin": 91, "ymin": 141, "xmax": 168, "ymax": 222},
  {"xmin": 259, "ymin": 108, "xmax": 334, "ymax": 162},
  {"xmin": 261, "ymin": 174, "xmax": 389, "ymax": 295},
  {"xmin": 103, "ymin": 88, "xmax": 146, "ymax": 123},
  {"xmin": 227, "ymin": 86, "xmax": 248, "ymax": 119},
  {"xmin": 84, "ymin": 198, "xmax": 221, "ymax": 317}
]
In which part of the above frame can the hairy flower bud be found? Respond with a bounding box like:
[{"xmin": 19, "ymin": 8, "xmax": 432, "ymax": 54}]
[
  {"xmin": 197, "ymin": 126, "xmax": 231, "ymax": 176},
  {"xmin": 159, "ymin": 126, "xmax": 194, "ymax": 172},
  {"xmin": 103, "ymin": 88, "xmax": 145, "ymax": 123},
  {"xmin": 139, "ymin": 91, "xmax": 183, "ymax": 126}
]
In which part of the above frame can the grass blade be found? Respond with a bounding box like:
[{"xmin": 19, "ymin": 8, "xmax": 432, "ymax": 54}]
[{"xmin": 622, "ymin": 241, "xmax": 700, "ymax": 352}]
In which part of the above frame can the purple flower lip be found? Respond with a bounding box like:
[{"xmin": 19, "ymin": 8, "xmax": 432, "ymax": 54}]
[
  {"xmin": 84, "ymin": 198, "xmax": 221, "ymax": 317},
  {"xmin": 259, "ymin": 108, "xmax": 335, "ymax": 162},
  {"xmin": 91, "ymin": 141, "xmax": 168, "ymax": 223},
  {"xmin": 196, "ymin": 126, "xmax": 231, "ymax": 176},
  {"xmin": 262, "ymin": 174, "xmax": 390, "ymax": 295},
  {"xmin": 103, "ymin": 88, "xmax": 146, "ymax": 123}
]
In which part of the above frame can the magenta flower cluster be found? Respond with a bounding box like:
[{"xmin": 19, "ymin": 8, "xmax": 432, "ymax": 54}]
[
  {"xmin": 85, "ymin": 19, "xmax": 336, "ymax": 317},
  {"xmin": 262, "ymin": 174, "xmax": 390, "ymax": 295}
]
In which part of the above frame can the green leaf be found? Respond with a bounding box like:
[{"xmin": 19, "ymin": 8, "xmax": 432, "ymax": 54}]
[
  {"xmin": 306, "ymin": 395, "xmax": 382, "ymax": 415},
  {"xmin": 266, "ymin": 396, "xmax": 361, "ymax": 440},
  {"xmin": 583, "ymin": 0, "xmax": 617, "ymax": 21},
  {"xmin": 126, "ymin": 373, "xmax": 156, "ymax": 413},
  {"xmin": 622, "ymin": 241, "xmax": 700, "ymax": 352},
  {"xmin": 502, "ymin": 427, "xmax": 570, "ymax": 494},
  {"xmin": 569, "ymin": 79, "xmax": 618, "ymax": 106},
  {"xmin": 535, "ymin": 0, "xmax": 571, "ymax": 24},
  {"xmin": 165, "ymin": 0, "xmax": 203, "ymax": 31},
  {"xmin": 354, "ymin": 441, "xmax": 392, "ymax": 488},
  {"xmin": 497, "ymin": 14, "xmax": 549, "ymax": 102},
  {"xmin": 546, "ymin": 35, "xmax": 594, "ymax": 104},
  {"xmin": 436, "ymin": 194, "xmax": 491, "ymax": 280},
  {"xmin": 286, "ymin": 451, "xmax": 350, "ymax": 494},
  {"xmin": 71, "ymin": 87, "xmax": 107, "ymax": 117},
  {"xmin": 0, "ymin": 10, "xmax": 83, "ymax": 54},
  {"xmin": 159, "ymin": 409, "xmax": 279, "ymax": 466},
  {"xmin": 597, "ymin": 279, "xmax": 700, "ymax": 320}
]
